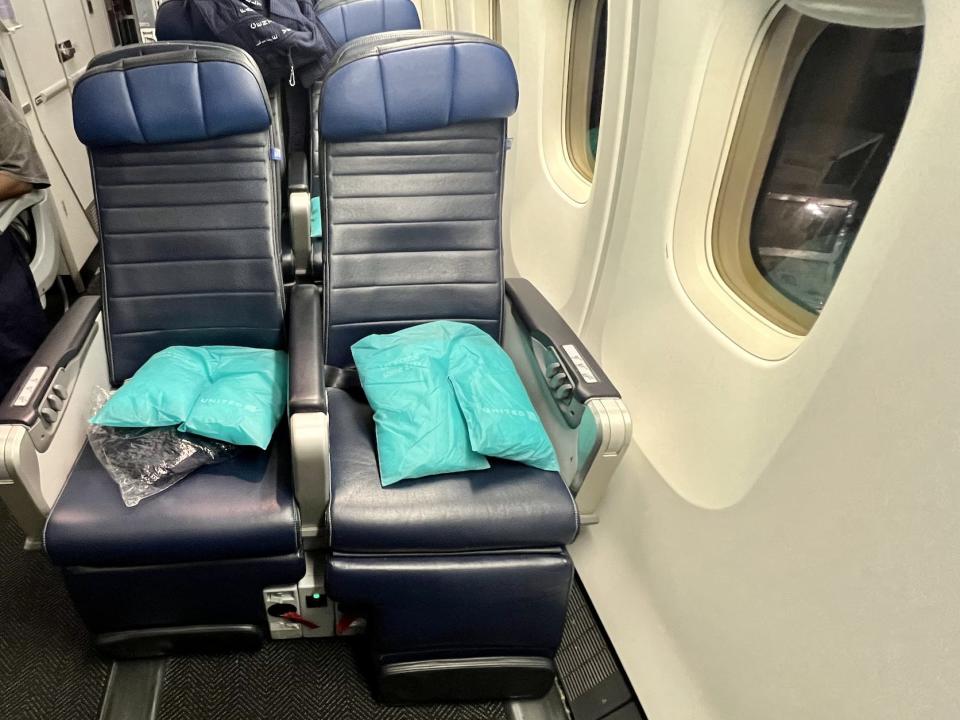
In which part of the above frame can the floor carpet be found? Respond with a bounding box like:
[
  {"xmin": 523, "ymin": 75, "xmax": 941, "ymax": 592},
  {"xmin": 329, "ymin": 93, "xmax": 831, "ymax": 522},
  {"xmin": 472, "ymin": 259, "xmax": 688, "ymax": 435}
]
[
  {"xmin": 0, "ymin": 504, "xmax": 110, "ymax": 720},
  {"xmin": 157, "ymin": 637, "xmax": 508, "ymax": 720}
]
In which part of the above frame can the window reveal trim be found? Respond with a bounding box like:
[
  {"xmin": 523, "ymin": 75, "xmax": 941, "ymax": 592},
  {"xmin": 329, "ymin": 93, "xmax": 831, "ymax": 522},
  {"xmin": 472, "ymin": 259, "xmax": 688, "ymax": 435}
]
[
  {"xmin": 565, "ymin": 0, "xmax": 606, "ymax": 181},
  {"xmin": 711, "ymin": 8, "xmax": 826, "ymax": 335}
]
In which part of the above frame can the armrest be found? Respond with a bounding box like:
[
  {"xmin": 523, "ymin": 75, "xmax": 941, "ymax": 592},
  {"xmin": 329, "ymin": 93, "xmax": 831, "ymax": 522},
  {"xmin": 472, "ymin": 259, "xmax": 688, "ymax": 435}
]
[
  {"xmin": 288, "ymin": 151, "xmax": 311, "ymax": 276},
  {"xmin": 288, "ymin": 283, "xmax": 325, "ymax": 414},
  {"xmin": 0, "ymin": 295, "xmax": 101, "ymax": 426},
  {"xmin": 505, "ymin": 278, "xmax": 619, "ymax": 403},
  {"xmin": 504, "ymin": 279, "xmax": 630, "ymax": 520},
  {"xmin": 287, "ymin": 152, "xmax": 309, "ymax": 193},
  {"xmin": 287, "ymin": 283, "xmax": 330, "ymax": 542},
  {"xmin": 0, "ymin": 296, "xmax": 108, "ymax": 543}
]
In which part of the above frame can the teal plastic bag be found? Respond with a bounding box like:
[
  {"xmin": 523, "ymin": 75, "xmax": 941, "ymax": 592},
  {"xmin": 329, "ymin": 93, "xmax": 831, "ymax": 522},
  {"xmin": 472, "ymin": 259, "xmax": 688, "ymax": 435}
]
[
  {"xmin": 310, "ymin": 196, "xmax": 323, "ymax": 238},
  {"xmin": 352, "ymin": 321, "xmax": 558, "ymax": 485},
  {"xmin": 448, "ymin": 329, "xmax": 559, "ymax": 472},
  {"xmin": 92, "ymin": 346, "xmax": 287, "ymax": 449},
  {"xmin": 351, "ymin": 323, "xmax": 489, "ymax": 486}
]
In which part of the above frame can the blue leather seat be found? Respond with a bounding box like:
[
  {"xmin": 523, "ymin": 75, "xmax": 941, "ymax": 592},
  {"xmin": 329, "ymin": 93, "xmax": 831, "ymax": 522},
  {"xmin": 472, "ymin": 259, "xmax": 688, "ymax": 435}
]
[
  {"xmin": 328, "ymin": 388, "xmax": 578, "ymax": 553},
  {"xmin": 44, "ymin": 44, "xmax": 302, "ymax": 650},
  {"xmin": 46, "ymin": 438, "xmax": 297, "ymax": 568},
  {"xmin": 315, "ymin": 0, "xmax": 420, "ymax": 46},
  {"xmin": 306, "ymin": 32, "xmax": 579, "ymax": 702},
  {"xmin": 308, "ymin": 0, "xmax": 422, "ymax": 202},
  {"xmin": 155, "ymin": 0, "xmax": 422, "ymax": 277},
  {"xmin": 154, "ymin": 0, "xmax": 216, "ymax": 42}
]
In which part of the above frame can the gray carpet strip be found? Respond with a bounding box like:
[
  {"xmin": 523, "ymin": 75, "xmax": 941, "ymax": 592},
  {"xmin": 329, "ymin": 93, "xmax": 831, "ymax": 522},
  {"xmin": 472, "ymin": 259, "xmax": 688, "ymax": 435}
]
[
  {"xmin": 0, "ymin": 504, "xmax": 110, "ymax": 720},
  {"xmin": 157, "ymin": 638, "xmax": 508, "ymax": 720}
]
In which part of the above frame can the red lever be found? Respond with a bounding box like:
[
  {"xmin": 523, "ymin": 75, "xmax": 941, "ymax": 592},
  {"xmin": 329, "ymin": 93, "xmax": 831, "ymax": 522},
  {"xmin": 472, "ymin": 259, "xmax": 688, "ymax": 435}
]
[
  {"xmin": 336, "ymin": 613, "xmax": 361, "ymax": 635},
  {"xmin": 281, "ymin": 611, "xmax": 319, "ymax": 630}
]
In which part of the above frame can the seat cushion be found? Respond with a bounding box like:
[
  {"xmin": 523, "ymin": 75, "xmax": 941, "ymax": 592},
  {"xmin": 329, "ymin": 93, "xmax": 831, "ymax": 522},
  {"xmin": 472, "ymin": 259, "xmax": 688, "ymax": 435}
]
[
  {"xmin": 45, "ymin": 429, "xmax": 299, "ymax": 568},
  {"xmin": 327, "ymin": 388, "xmax": 579, "ymax": 553}
]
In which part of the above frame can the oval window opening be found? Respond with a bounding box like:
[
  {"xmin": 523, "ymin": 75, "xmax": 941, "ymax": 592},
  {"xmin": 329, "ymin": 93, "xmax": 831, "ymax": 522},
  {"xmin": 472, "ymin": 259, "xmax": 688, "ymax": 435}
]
[
  {"xmin": 714, "ymin": 12, "xmax": 923, "ymax": 333},
  {"xmin": 566, "ymin": 0, "xmax": 608, "ymax": 180}
]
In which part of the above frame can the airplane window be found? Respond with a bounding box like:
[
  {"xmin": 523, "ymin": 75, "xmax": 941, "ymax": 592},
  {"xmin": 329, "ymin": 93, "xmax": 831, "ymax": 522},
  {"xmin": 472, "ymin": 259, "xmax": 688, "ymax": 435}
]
[
  {"xmin": 0, "ymin": 59, "xmax": 8, "ymax": 101},
  {"xmin": 567, "ymin": 0, "xmax": 608, "ymax": 180},
  {"xmin": 713, "ymin": 12, "xmax": 922, "ymax": 334},
  {"xmin": 587, "ymin": 1, "xmax": 607, "ymax": 165}
]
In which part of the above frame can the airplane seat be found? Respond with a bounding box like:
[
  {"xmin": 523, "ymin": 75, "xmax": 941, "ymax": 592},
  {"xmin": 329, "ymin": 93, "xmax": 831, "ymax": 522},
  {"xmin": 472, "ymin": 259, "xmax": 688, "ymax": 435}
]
[
  {"xmin": 289, "ymin": 32, "xmax": 629, "ymax": 703},
  {"xmin": 36, "ymin": 44, "xmax": 303, "ymax": 657},
  {"xmin": 300, "ymin": 0, "xmax": 422, "ymax": 276},
  {"xmin": 152, "ymin": 1, "xmax": 421, "ymax": 278},
  {"xmin": 314, "ymin": 0, "xmax": 421, "ymax": 46},
  {"xmin": 154, "ymin": 0, "xmax": 216, "ymax": 42},
  {"xmin": 155, "ymin": 5, "xmax": 298, "ymax": 276}
]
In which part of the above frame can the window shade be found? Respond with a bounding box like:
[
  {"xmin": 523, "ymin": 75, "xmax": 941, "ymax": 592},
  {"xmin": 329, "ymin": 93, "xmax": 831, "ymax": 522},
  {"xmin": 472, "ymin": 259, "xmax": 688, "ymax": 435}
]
[{"xmin": 784, "ymin": 0, "xmax": 923, "ymax": 28}]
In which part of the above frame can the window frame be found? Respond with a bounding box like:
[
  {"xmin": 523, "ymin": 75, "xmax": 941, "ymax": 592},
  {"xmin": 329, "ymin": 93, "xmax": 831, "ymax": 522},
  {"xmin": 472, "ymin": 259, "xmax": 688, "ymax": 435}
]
[
  {"xmin": 712, "ymin": 7, "xmax": 828, "ymax": 335},
  {"xmin": 490, "ymin": 0, "xmax": 502, "ymax": 42},
  {"xmin": 565, "ymin": 0, "xmax": 607, "ymax": 181}
]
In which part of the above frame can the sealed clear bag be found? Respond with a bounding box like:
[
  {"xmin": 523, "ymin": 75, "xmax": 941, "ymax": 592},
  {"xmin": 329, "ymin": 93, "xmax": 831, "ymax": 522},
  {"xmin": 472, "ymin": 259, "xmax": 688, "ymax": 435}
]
[{"xmin": 87, "ymin": 389, "xmax": 237, "ymax": 507}]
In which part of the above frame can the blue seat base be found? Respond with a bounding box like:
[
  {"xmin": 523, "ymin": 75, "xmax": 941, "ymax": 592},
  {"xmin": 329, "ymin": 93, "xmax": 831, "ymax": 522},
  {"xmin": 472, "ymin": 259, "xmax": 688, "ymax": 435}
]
[
  {"xmin": 327, "ymin": 550, "xmax": 573, "ymax": 662},
  {"xmin": 45, "ymin": 434, "xmax": 304, "ymax": 636},
  {"xmin": 46, "ymin": 435, "xmax": 300, "ymax": 568},
  {"xmin": 64, "ymin": 552, "xmax": 304, "ymax": 635},
  {"xmin": 327, "ymin": 388, "xmax": 579, "ymax": 554},
  {"xmin": 325, "ymin": 383, "xmax": 577, "ymax": 701}
]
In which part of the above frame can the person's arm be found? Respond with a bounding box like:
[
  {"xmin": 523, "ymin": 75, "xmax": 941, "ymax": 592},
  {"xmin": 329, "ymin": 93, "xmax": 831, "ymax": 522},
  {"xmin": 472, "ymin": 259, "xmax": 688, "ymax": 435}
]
[
  {"xmin": 0, "ymin": 173, "xmax": 33, "ymax": 201},
  {"xmin": 0, "ymin": 93, "xmax": 49, "ymax": 200}
]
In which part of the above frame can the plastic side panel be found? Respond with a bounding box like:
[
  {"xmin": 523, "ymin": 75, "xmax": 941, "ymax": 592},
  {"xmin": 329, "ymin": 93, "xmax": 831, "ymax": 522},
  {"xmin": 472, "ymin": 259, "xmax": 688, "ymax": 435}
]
[
  {"xmin": 38, "ymin": 317, "xmax": 109, "ymax": 507},
  {"xmin": 290, "ymin": 411, "xmax": 330, "ymax": 540},
  {"xmin": 0, "ymin": 316, "xmax": 108, "ymax": 541},
  {"xmin": 502, "ymin": 303, "xmax": 630, "ymax": 518},
  {"xmin": 502, "ymin": 307, "xmax": 580, "ymax": 484}
]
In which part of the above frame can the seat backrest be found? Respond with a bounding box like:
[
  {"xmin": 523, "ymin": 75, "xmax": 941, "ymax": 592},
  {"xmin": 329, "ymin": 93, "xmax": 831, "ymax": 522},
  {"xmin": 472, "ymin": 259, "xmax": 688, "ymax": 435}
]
[
  {"xmin": 315, "ymin": 0, "xmax": 421, "ymax": 46},
  {"xmin": 74, "ymin": 43, "xmax": 285, "ymax": 385},
  {"xmin": 309, "ymin": 0, "xmax": 422, "ymax": 194},
  {"xmin": 316, "ymin": 32, "xmax": 518, "ymax": 366},
  {"xmin": 155, "ymin": 0, "xmax": 216, "ymax": 42}
]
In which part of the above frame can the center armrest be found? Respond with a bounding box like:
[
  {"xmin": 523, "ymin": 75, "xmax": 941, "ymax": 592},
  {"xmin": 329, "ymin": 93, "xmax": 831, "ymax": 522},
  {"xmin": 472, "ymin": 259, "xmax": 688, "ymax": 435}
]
[{"xmin": 288, "ymin": 283, "xmax": 326, "ymax": 414}]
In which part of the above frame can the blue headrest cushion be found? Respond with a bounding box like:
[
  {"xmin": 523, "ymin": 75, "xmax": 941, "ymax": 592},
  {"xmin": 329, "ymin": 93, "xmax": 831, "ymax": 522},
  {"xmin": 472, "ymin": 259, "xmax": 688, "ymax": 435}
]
[
  {"xmin": 317, "ymin": 0, "xmax": 421, "ymax": 47},
  {"xmin": 155, "ymin": 0, "xmax": 216, "ymax": 42},
  {"xmin": 320, "ymin": 36, "xmax": 519, "ymax": 142},
  {"xmin": 74, "ymin": 53, "xmax": 270, "ymax": 147}
]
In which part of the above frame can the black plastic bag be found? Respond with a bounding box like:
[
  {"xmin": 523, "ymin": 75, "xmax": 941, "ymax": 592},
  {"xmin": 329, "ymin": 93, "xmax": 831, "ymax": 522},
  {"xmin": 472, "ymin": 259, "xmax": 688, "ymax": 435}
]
[{"xmin": 88, "ymin": 389, "xmax": 237, "ymax": 507}]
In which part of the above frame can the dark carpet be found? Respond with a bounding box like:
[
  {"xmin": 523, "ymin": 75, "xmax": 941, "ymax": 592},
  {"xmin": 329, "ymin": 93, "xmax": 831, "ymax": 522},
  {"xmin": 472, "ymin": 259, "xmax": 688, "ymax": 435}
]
[
  {"xmin": 157, "ymin": 639, "xmax": 508, "ymax": 720},
  {"xmin": 0, "ymin": 502, "xmax": 512, "ymax": 720},
  {"xmin": 0, "ymin": 504, "xmax": 110, "ymax": 720}
]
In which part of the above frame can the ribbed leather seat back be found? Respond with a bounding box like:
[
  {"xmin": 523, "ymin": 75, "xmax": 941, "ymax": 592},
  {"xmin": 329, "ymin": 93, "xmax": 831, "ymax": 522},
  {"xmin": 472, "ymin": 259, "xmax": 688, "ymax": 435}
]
[
  {"xmin": 74, "ymin": 43, "xmax": 285, "ymax": 384},
  {"xmin": 310, "ymin": 1, "xmax": 423, "ymax": 195},
  {"xmin": 315, "ymin": 0, "xmax": 421, "ymax": 46},
  {"xmin": 317, "ymin": 32, "xmax": 519, "ymax": 366}
]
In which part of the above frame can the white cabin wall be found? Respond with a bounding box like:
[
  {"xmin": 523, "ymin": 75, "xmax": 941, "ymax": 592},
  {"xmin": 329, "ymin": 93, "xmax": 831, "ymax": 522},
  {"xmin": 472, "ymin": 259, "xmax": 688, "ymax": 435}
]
[
  {"xmin": 411, "ymin": 0, "xmax": 498, "ymax": 37},
  {"xmin": 497, "ymin": 0, "xmax": 635, "ymax": 326},
  {"xmin": 415, "ymin": 0, "xmax": 635, "ymax": 326},
  {"xmin": 0, "ymin": 0, "xmax": 112, "ymax": 280},
  {"xmin": 558, "ymin": 0, "xmax": 960, "ymax": 718}
]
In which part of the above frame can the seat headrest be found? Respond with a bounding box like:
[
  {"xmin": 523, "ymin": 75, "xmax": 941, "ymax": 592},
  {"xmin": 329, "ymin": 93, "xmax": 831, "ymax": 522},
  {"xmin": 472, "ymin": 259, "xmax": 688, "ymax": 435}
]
[
  {"xmin": 74, "ymin": 43, "xmax": 271, "ymax": 148},
  {"xmin": 320, "ymin": 32, "xmax": 519, "ymax": 142},
  {"xmin": 316, "ymin": 0, "xmax": 421, "ymax": 47},
  {"xmin": 155, "ymin": 0, "xmax": 216, "ymax": 42}
]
